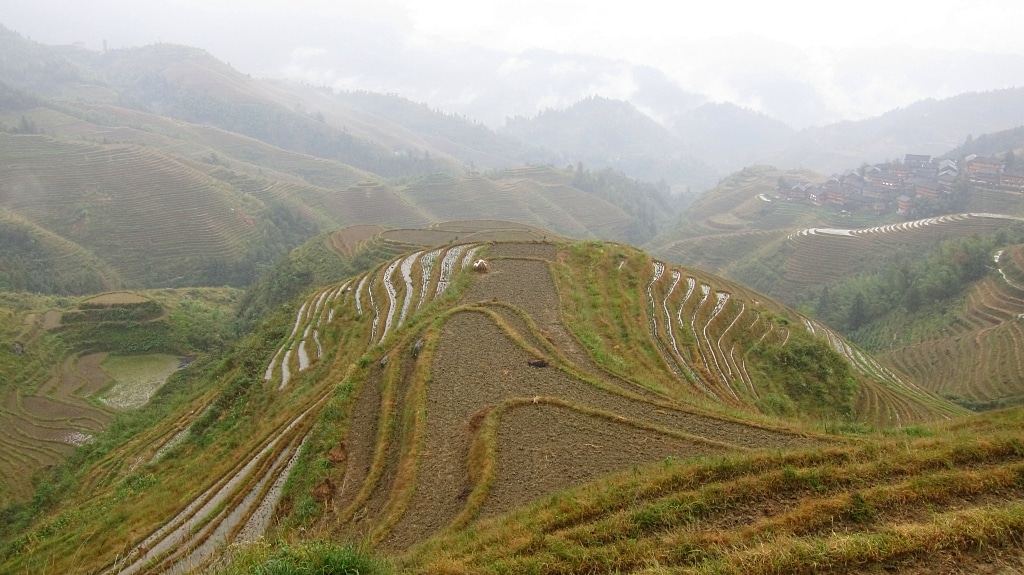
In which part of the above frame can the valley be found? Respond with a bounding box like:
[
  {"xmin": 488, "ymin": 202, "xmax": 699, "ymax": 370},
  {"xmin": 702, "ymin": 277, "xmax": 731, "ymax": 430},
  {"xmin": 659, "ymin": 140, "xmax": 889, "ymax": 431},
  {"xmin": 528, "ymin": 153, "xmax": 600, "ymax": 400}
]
[{"xmin": 2, "ymin": 19, "xmax": 1024, "ymax": 575}]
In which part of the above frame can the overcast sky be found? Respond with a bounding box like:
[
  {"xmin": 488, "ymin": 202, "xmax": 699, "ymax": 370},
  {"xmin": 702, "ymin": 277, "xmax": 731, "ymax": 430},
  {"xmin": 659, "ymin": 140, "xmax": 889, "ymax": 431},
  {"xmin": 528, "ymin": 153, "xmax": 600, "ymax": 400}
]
[{"xmin": 4, "ymin": 0, "xmax": 1024, "ymax": 127}]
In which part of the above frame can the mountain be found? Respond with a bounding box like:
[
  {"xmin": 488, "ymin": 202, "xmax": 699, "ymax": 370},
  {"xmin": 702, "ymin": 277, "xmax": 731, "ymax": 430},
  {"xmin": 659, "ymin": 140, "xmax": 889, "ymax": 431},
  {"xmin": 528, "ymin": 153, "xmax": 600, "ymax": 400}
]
[
  {"xmin": 0, "ymin": 25, "xmax": 527, "ymax": 176},
  {"xmin": 3, "ymin": 23, "xmax": 1024, "ymax": 574},
  {"xmin": 0, "ymin": 238, "xmax": 964, "ymax": 574},
  {"xmin": 670, "ymin": 102, "xmax": 796, "ymax": 173},
  {"xmin": 504, "ymin": 88, "xmax": 1024, "ymax": 183},
  {"xmin": 0, "ymin": 29, "xmax": 691, "ymax": 295},
  {"xmin": 770, "ymin": 88, "xmax": 1024, "ymax": 174},
  {"xmin": 8, "ymin": 24, "xmax": 1024, "ymax": 197},
  {"xmin": 503, "ymin": 96, "xmax": 719, "ymax": 190},
  {"xmin": 944, "ymin": 125, "xmax": 1024, "ymax": 160},
  {"xmin": 0, "ymin": 106, "xmax": 673, "ymax": 290}
]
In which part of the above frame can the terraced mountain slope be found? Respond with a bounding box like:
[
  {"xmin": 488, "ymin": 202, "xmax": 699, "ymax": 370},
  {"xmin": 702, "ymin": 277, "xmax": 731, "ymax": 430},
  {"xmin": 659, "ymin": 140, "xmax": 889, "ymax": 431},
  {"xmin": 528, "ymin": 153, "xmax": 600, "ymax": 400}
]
[
  {"xmin": 400, "ymin": 406, "xmax": 1024, "ymax": 575},
  {"xmin": 879, "ymin": 243, "xmax": 1024, "ymax": 409},
  {"xmin": 0, "ymin": 240, "xmax": 961, "ymax": 575},
  {"xmin": 734, "ymin": 213, "xmax": 1024, "ymax": 300},
  {"xmin": 0, "ymin": 102, "xmax": 659, "ymax": 292},
  {"xmin": 0, "ymin": 207, "xmax": 122, "ymax": 294},
  {"xmin": 649, "ymin": 162, "xmax": 1024, "ymax": 411},
  {"xmin": 0, "ymin": 133, "xmax": 274, "ymax": 287},
  {"xmin": 654, "ymin": 203, "xmax": 1024, "ymax": 408},
  {"xmin": 0, "ymin": 288, "xmax": 238, "ymax": 508},
  {"xmin": 0, "ymin": 35, "xmax": 676, "ymax": 293},
  {"xmin": 646, "ymin": 166, "xmax": 873, "ymax": 275}
]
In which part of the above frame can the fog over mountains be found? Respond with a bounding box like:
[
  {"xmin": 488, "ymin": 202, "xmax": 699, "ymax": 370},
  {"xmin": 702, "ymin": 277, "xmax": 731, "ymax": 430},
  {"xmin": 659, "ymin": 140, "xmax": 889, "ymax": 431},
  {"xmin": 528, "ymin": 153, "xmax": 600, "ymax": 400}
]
[
  {"xmin": 3, "ymin": 15, "xmax": 1024, "ymax": 194},
  {"xmin": 6, "ymin": 0, "xmax": 1024, "ymax": 131},
  {"xmin": 7, "ymin": 5, "xmax": 1024, "ymax": 574}
]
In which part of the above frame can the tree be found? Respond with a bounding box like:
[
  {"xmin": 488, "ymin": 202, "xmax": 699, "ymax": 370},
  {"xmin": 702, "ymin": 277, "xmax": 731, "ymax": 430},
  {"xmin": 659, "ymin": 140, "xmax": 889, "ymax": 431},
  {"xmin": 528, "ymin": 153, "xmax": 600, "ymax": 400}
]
[
  {"xmin": 847, "ymin": 292, "xmax": 867, "ymax": 331},
  {"xmin": 815, "ymin": 285, "xmax": 833, "ymax": 318}
]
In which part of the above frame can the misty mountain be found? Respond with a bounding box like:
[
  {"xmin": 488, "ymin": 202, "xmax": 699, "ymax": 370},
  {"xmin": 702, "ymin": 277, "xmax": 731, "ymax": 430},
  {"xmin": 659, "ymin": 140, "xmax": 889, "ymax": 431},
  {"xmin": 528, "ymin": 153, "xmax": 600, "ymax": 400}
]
[
  {"xmin": 504, "ymin": 87, "xmax": 1024, "ymax": 181},
  {"xmin": 280, "ymin": 37, "xmax": 710, "ymax": 128},
  {"xmin": 0, "ymin": 27, "xmax": 527, "ymax": 177},
  {"xmin": 5, "ymin": 21, "xmax": 1024, "ymax": 197},
  {"xmin": 944, "ymin": 125, "xmax": 1024, "ymax": 160},
  {"xmin": 670, "ymin": 102, "xmax": 796, "ymax": 173},
  {"xmin": 0, "ymin": 24, "xmax": 89, "ymax": 94},
  {"xmin": 771, "ymin": 88, "xmax": 1024, "ymax": 174},
  {"xmin": 503, "ymin": 96, "xmax": 719, "ymax": 190}
]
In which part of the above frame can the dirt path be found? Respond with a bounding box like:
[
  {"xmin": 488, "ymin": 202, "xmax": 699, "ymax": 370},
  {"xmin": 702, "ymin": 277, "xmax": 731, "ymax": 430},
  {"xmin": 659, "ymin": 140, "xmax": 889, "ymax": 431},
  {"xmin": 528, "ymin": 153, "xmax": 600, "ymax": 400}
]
[{"xmin": 41, "ymin": 310, "xmax": 62, "ymax": 330}]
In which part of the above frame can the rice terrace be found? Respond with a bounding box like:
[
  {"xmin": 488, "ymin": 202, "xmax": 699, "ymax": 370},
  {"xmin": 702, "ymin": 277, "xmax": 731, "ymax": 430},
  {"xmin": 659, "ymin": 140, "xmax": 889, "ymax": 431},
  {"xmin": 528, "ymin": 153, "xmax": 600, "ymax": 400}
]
[
  {"xmin": 7, "ymin": 235, "xmax": 1024, "ymax": 574},
  {"xmin": 4, "ymin": 17, "xmax": 1024, "ymax": 575}
]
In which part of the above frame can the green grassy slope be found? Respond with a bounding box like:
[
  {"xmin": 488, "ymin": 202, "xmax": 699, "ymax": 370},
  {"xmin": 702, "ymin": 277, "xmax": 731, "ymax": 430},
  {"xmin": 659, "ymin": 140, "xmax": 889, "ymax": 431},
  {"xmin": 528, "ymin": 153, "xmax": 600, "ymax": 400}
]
[{"xmin": 0, "ymin": 207, "xmax": 122, "ymax": 294}]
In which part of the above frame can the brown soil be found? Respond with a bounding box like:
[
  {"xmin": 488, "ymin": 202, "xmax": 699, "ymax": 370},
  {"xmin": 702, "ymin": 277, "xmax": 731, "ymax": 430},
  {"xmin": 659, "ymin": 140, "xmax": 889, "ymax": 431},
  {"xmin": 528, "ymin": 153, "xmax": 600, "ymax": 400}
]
[
  {"xmin": 74, "ymin": 352, "xmax": 112, "ymax": 396},
  {"xmin": 378, "ymin": 250, "xmax": 817, "ymax": 549},
  {"xmin": 1, "ymin": 411, "xmax": 79, "ymax": 450},
  {"xmin": 479, "ymin": 402, "xmax": 723, "ymax": 518},
  {"xmin": 468, "ymin": 244, "xmax": 667, "ymax": 402},
  {"xmin": 329, "ymin": 224, "xmax": 385, "ymax": 257},
  {"xmin": 20, "ymin": 395, "xmax": 110, "ymax": 428},
  {"xmin": 82, "ymin": 292, "xmax": 150, "ymax": 305},
  {"xmin": 41, "ymin": 310, "xmax": 62, "ymax": 330},
  {"xmin": 332, "ymin": 370, "xmax": 384, "ymax": 516},
  {"xmin": 34, "ymin": 354, "xmax": 111, "ymax": 416},
  {"xmin": 0, "ymin": 350, "xmax": 113, "ymax": 506},
  {"xmin": 856, "ymin": 543, "xmax": 1024, "ymax": 575}
]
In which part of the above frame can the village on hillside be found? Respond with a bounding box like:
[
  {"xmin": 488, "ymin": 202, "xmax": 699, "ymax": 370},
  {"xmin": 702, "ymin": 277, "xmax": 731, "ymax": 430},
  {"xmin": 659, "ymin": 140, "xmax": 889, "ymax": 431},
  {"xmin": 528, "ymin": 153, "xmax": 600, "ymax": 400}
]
[{"xmin": 776, "ymin": 152, "xmax": 1024, "ymax": 217}]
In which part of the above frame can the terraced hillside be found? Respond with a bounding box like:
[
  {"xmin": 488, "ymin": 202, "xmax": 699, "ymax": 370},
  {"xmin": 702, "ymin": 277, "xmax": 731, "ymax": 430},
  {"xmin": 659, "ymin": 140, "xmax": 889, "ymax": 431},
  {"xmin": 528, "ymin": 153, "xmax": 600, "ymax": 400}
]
[
  {"xmin": 0, "ymin": 133, "xmax": 271, "ymax": 287},
  {"xmin": 725, "ymin": 213, "xmax": 1024, "ymax": 303},
  {"xmin": 880, "ymin": 243, "xmax": 1024, "ymax": 408},
  {"xmin": 1, "ymin": 99, "xmax": 674, "ymax": 293},
  {"xmin": 647, "ymin": 165, "xmax": 872, "ymax": 274},
  {"xmin": 659, "ymin": 166, "xmax": 828, "ymax": 240},
  {"xmin": 0, "ymin": 207, "xmax": 122, "ymax": 294},
  {"xmin": 0, "ymin": 288, "xmax": 238, "ymax": 509},
  {"xmin": 401, "ymin": 407, "xmax": 1024, "ymax": 575},
  {"xmin": 0, "ymin": 240, "xmax": 963, "ymax": 575}
]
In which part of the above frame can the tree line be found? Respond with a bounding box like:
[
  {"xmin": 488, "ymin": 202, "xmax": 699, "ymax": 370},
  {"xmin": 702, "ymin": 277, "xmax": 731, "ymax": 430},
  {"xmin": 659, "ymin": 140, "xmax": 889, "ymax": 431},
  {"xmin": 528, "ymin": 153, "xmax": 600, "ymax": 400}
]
[{"xmin": 808, "ymin": 231, "xmax": 1024, "ymax": 334}]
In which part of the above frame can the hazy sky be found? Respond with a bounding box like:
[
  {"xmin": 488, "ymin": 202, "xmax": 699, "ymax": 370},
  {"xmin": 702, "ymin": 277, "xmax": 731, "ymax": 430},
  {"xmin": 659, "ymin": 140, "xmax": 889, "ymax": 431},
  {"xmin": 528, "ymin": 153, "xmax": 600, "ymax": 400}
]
[{"xmin": 4, "ymin": 0, "xmax": 1024, "ymax": 126}]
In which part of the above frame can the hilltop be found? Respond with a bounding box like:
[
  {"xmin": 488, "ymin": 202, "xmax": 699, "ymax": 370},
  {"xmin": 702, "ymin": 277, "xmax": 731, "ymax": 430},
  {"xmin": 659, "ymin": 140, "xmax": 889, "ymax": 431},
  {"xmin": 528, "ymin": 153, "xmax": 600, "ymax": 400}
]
[
  {"xmin": 0, "ymin": 238, "xmax": 966, "ymax": 574},
  {"xmin": 1, "ymin": 21, "xmax": 1024, "ymax": 575}
]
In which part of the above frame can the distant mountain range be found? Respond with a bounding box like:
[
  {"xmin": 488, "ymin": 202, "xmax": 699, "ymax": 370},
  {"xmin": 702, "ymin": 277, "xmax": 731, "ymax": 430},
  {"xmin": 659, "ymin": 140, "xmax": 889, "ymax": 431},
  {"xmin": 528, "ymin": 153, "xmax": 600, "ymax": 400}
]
[{"xmin": 3, "ymin": 23, "xmax": 1023, "ymax": 193}]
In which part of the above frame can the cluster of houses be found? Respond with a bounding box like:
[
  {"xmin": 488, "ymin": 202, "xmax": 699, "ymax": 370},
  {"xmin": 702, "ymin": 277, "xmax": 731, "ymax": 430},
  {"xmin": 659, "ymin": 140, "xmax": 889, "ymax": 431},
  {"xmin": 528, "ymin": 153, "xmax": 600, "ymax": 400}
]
[{"xmin": 777, "ymin": 153, "xmax": 1024, "ymax": 216}]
